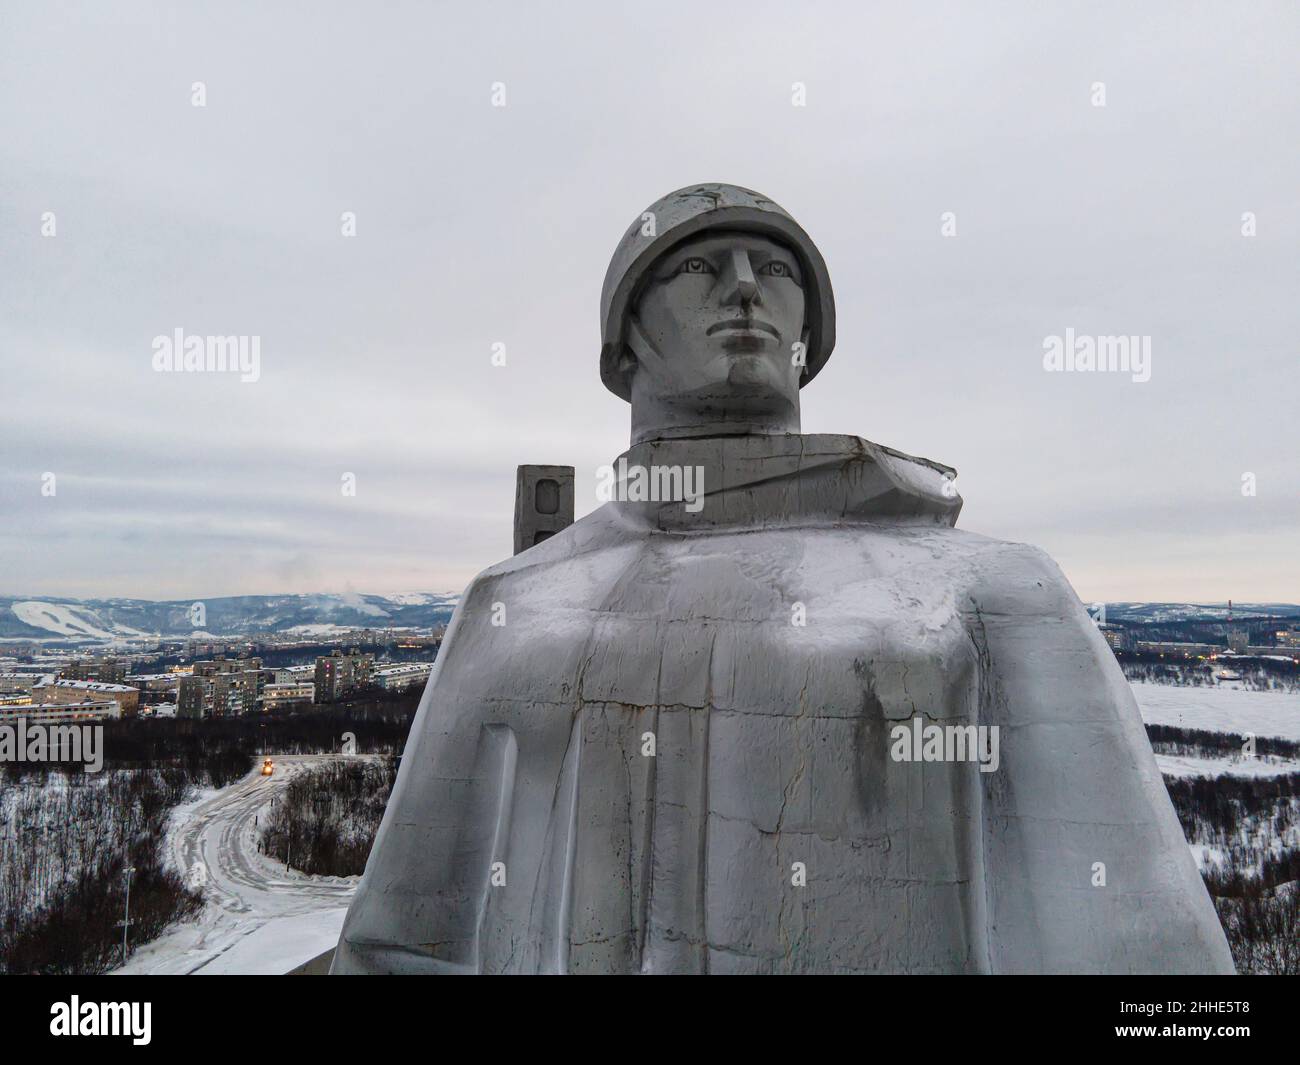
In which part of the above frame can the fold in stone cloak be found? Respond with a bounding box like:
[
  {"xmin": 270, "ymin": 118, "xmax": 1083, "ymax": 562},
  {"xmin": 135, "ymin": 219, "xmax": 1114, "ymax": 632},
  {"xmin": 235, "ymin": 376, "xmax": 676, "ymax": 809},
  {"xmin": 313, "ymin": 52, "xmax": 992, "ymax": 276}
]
[{"xmin": 332, "ymin": 434, "xmax": 1233, "ymax": 974}]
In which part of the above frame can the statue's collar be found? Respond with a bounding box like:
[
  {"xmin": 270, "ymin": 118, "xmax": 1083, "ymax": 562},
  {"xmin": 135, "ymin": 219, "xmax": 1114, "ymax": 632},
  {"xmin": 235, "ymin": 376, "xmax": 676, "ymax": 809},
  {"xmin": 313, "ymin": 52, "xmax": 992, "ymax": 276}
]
[{"xmin": 606, "ymin": 433, "xmax": 961, "ymax": 532}]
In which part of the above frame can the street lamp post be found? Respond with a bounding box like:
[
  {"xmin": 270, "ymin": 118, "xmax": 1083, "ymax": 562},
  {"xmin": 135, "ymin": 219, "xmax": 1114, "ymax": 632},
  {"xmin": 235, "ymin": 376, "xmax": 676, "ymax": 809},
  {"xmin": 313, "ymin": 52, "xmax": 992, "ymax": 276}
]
[{"xmin": 121, "ymin": 863, "xmax": 136, "ymax": 966}]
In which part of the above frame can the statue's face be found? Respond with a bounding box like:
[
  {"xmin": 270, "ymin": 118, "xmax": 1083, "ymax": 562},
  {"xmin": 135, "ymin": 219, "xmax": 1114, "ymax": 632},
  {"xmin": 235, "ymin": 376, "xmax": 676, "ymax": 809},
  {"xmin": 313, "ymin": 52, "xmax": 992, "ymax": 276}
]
[{"xmin": 630, "ymin": 232, "xmax": 806, "ymax": 410}]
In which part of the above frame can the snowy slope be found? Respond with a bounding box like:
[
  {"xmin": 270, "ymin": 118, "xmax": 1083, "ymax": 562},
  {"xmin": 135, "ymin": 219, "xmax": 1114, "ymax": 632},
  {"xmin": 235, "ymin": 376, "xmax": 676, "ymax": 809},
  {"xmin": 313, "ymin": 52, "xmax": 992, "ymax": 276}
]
[{"xmin": 12, "ymin": 601, "xmax": 122, "ymax": 640}]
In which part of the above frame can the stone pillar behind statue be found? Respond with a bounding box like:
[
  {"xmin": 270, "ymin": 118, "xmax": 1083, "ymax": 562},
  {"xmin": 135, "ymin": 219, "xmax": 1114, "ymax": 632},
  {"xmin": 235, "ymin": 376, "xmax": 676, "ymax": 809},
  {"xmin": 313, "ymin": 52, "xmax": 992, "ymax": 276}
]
[{"xmin": 513, "ymin": 465, "xmax": 575, "ymax": 554}]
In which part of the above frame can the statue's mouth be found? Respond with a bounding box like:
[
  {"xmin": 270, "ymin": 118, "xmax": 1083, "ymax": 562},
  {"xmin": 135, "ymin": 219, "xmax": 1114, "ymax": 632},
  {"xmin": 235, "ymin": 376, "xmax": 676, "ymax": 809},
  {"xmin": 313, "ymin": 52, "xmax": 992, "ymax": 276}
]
[{"xmin": 707, "ymin": 318, "xmax": 779, "ymax": 339}]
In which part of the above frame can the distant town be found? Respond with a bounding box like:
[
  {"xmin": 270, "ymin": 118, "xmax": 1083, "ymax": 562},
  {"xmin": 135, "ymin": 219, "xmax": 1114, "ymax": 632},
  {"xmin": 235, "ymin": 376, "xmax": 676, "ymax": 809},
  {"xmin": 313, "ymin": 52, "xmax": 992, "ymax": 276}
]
[
  {"xmin": 0, "ymin": 627, "xmax": 444, "ymax": 725},
  {"xmin": 1096, "ymin": 600, "xmax": 1300, "ymax": 666},
  {"xmin": 3, "ymin": 598, "xmax": 1299, "ymax": 727}
]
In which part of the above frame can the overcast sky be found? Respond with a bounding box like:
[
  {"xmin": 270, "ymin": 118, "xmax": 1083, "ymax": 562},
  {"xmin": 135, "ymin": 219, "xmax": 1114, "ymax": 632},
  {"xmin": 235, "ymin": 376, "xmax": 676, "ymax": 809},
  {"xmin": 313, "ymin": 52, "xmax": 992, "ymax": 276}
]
[{"xmin": 2, "ymin": 1, "xmax": 1296, "ymax": 603}]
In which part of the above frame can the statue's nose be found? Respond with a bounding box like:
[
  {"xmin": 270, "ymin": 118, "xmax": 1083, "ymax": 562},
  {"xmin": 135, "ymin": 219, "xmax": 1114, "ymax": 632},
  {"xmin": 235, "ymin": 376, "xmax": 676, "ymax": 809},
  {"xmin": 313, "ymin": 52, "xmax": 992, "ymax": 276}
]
[{"xmin": 720, "ymin": 248, "xmax": 760, "ymax": 307}]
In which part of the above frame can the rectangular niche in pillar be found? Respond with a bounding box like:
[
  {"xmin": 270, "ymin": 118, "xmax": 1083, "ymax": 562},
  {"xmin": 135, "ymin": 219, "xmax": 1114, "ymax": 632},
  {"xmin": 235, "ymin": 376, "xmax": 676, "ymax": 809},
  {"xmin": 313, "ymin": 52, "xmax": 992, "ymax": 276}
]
[{"xmin": 513, "ymin": 465, "xmax": 575, "ymax": 555}]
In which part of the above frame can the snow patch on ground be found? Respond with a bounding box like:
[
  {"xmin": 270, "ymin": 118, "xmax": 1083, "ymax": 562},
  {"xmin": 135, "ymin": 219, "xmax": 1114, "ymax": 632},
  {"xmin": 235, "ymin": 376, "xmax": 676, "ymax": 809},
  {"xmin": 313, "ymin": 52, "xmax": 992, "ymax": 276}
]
[
  {"xmin": 198, "ymin": 907, "xmax": 347, "ymax": 975},
  {"xmin": 1131, "ymin": 681, "xmax": 1300, "ymax": 742},
  {"xmin": 1154, "ymin": 753, "xmax": 1300, "ymax": 779}
]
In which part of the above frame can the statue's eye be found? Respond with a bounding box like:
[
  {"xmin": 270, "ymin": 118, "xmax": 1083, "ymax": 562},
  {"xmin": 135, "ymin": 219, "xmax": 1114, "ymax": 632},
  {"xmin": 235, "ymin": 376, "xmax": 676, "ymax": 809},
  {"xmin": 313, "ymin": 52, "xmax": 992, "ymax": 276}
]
[
  {"xmin": 679, "ymin": 257, "xmax": 714, "ymax": 275},
  {"xmin": 759, "ymin": 261, "xmax": 793, "ymax": 278}
]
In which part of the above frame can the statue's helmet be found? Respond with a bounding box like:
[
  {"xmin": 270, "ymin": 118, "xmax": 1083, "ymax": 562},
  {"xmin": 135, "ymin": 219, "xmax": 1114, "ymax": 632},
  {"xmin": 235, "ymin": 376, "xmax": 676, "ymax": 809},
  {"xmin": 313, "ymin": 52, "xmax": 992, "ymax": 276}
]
[{"xmin": 599, "ymin": 183, "xmax": 836, "ymax": 401}]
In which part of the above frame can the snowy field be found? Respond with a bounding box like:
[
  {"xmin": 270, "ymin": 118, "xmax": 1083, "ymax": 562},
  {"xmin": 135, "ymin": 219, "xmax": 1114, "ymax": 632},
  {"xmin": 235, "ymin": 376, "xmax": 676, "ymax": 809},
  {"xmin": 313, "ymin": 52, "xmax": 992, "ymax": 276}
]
[
  {"xmin": 1133, "ymin": 681, "xmax": 1300, "ymax": 740},
  {"xmin": 1131, "ymin": 681, "xmax": 1300, "ymax": 779},
  {"xmin": 1132, "ymin": 680, "xmax": 1300, "ymax": 741}
]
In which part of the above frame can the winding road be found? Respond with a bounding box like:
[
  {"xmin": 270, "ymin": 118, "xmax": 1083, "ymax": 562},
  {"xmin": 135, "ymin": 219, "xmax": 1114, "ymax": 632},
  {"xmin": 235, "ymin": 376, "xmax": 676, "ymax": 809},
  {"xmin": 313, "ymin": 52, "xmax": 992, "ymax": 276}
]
[{"xmin": 115, "ymin": 755, "xmax": 362, "ymax": 975}]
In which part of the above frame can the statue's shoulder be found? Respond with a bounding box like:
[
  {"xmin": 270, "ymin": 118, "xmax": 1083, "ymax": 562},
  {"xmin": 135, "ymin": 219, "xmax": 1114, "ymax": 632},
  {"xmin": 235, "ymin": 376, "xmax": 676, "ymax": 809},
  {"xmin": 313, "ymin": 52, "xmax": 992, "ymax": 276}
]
[
  {"xmin": 948, "ymin": 531, "xmax": 1085, "ymax": 617},
  {"xmin": 455, "ymin": 506, "xmax": 641, "ymax": 610}
]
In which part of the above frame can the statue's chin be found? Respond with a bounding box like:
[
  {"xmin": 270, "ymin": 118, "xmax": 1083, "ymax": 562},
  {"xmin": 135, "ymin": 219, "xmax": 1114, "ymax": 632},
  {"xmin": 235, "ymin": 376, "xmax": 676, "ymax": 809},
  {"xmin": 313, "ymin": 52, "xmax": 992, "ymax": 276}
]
[
  {"xmin": 670, "ymin": 369, "xmax": 797, "ymax": 419},
  {"xmin": 724, "ymin": 353, "xmax": 774, "ymax": 388}
]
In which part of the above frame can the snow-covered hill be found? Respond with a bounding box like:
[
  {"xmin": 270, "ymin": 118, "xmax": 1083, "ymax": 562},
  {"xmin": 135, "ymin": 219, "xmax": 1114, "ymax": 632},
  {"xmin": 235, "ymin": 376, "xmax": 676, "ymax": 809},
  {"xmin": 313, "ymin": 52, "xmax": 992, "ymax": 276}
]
[
  {"xmin": 0, "ymin": 593, "xmax": 459, "ymax": 643},
  {"xmin": 1105, "ymin": 602, "xmax": 1300, "ymax": 624}
]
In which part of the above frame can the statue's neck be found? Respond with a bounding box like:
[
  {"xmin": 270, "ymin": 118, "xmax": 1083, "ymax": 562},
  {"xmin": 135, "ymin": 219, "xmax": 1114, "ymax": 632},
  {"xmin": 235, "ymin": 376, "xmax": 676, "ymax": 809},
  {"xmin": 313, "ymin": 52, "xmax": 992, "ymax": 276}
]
[
  {"xmin": 628, "ymin": 395, "xmax": 801, "ymax": 446},
  {"xmin": 607, "ymin": 434, "xmax": 963, "ymax": 530}
]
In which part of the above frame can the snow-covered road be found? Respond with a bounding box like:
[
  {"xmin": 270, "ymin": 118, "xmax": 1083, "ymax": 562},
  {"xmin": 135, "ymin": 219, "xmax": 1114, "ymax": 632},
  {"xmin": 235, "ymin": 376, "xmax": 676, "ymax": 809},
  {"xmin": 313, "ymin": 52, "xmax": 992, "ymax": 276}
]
[{"xmin": 115, "ymin": 755, "xmax": 362, "ymax": 975}]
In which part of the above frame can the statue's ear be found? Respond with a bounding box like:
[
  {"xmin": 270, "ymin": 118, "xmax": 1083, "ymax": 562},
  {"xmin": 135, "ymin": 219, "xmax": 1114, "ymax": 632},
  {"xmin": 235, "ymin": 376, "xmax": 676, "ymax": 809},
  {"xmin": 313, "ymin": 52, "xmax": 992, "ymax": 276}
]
[
  {"xmin": 617, "ymin": 345, "xmax": 637, "ymax": 380},
  {"xmin": 622, "ymin": 315, "xmax": 658, "ymax": 384}
]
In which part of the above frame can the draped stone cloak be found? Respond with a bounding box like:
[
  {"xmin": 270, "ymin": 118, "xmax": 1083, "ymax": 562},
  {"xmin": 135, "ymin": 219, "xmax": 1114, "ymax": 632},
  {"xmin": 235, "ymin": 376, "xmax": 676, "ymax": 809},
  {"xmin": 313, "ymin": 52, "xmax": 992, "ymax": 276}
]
[{"xmin": 332, "ymin": 434, "xmax": 1233, "ymax": 974}]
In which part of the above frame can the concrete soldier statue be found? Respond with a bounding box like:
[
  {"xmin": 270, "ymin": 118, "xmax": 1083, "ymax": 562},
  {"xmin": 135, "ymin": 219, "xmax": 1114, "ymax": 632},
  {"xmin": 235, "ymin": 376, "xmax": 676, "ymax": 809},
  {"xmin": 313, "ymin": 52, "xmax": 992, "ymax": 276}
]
[{"xmin": 333, "ymin": 184, "xmax": 1232, "ymax": 974}]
